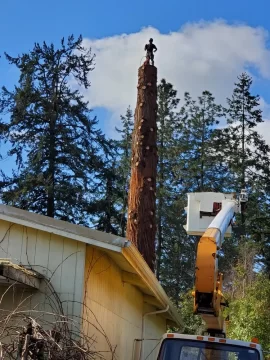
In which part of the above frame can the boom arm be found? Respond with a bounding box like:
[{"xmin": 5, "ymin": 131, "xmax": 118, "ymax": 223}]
[{"xmin": 193, "ymin": 200, "xmax": 235, "ymax": 336}]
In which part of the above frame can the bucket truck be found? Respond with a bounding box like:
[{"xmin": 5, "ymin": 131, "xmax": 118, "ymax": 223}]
[{"xmin": 156, "ymin": 191, "xmax": 264, "ymax": 360}]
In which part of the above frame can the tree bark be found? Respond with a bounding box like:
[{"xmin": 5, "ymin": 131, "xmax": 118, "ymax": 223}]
[
  {"xmin": 241, "ymin": 96, "xmax": 245, "ymax": 227},
  {"xmin": 47, "ymin": 94, "xmax": 57, "ymax": 218},
  {"xmin": 126, "ymin": 65, "xmax": 158, "ymax": 271},
  {"xmin": 47, "ymin": 116, "xmax": 56, "ymax": 218},
  {"xmin": 156, "ymin": 116, "xmax": 164, "ymax": 280}
]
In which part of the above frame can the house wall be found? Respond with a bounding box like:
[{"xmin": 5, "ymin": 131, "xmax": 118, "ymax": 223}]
[
  {"xmin": 0, "ymin": 219, "xmax": 85, "ymax": 328},
  {"xmin": 0, "ymin": 218, "xmax": 169, "ymax": 358},
  {"xmin": 143, "ymin": 302, "xmax": 168, "ymax": 360},
  {"xmin": 83, "ymin": 245, "xmax": 167, "ymax": 360}
]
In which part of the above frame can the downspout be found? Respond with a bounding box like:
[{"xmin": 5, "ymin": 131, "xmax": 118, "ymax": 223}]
[{"xmin": 140, "ymin": 305, "xmax": 169, "ymax": 360}]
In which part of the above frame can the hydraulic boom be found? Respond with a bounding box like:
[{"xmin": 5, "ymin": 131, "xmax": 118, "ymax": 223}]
[
  {"xmin": 156, "ymin": 191, "xmax": 264, "ymax": 360},
  {"xmin": 194, "ymin": 200, "xmax": 235, "ymax": 336}
]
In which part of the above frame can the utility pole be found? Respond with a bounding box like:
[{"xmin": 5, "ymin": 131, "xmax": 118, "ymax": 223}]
[{"xmin": 126, "ymin": 64, "xmax": 158, "ymax": 271}]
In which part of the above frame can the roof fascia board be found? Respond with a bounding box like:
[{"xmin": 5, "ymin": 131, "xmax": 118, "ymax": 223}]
[{"xmin": 0, "ymin": 212, "xmax": 123, "ymax": 253}]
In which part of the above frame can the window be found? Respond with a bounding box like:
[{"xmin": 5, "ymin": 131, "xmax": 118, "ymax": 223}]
[{"xmin": 158, "ymin": 339, "xmax": 260, "ymax": 360}]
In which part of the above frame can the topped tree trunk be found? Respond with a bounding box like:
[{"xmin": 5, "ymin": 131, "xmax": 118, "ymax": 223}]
[{"xmin": 126, "ymin": 65, "xmax": 158, "ymax": 271}]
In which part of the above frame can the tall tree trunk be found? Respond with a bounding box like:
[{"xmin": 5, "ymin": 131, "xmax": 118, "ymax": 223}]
[
  {"xmin": 200, "ymin": 109, "xmax": 205, "ymax": 191},
  {"xmin": 241, "ymin": 98, "xmax": 245, "ymax": 227},
  {"xmin": 126, "ymin": 65, "xmax": 158, "ymax": 271},
  {"xmin": 47, "ymin": 99, "xmax": 56, "ymax": 218},
  {"xmin": 105, "ymin": 176, "xmax": 112, "ymax": 233},
  {"xmin": 156, "ymin": 118, "xmax": 164, "ymax": 279},
  {"xmin": 121, "ymin": 138, "xmax": 130, "ymax": 237}
]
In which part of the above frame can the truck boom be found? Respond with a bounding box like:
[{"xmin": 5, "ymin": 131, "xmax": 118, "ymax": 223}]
[
  {"xmin": 194, "ymin": 200, "xmax": 235, "ymax": 336},
  {"xmin": 155, "ymin": 191, "xmax": 264, "ymax": 360}
]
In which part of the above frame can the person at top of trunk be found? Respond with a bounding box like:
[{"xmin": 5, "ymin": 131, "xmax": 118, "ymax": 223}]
[{"xmin": 144, "ymin": 38, "xmax": 157, "ymax": 65}]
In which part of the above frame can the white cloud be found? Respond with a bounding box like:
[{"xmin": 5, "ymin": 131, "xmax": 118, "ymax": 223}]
[
  {"xmin": 258, "ymin": 99, "xmax": 270, "ymax": 145},
  {"xmin": 260, "ymin": 98, "xmax": 270, "ymax": 118},
  {"xmin": 257, "ymin": 120, "xmax": 270, "ymax": 145},
  {"xmin": 82, "ymin": 21, "xmax": 270, "ymax": 141}
]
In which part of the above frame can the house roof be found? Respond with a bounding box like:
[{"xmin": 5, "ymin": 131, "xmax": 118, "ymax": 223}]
[
  {"xmin": 0, "ymin": 204, "xmax": 182, "ymax": 327},
  {"xmin": 0, "ymin": 205, "xmax": 128, "ymax": 251}
]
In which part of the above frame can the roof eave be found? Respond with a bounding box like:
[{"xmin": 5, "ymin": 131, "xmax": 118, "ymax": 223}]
[
  {"xmin": 0, "ymin": 205, "xmax": 128, "ymax": 253},
  {"xmin": 0, "ymin": 205, "xmax": 182, "ymax": 327},
  {"xmin": 122, "ymin": 243, "xmax": 183, "ymax": 328}
]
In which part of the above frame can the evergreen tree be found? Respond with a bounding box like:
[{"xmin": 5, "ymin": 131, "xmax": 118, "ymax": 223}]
[
  {"xmin": 0, "ymin": 35, "xmax": 109, "ymax": 223},
  {"xmin": 217, "ymin": 73, "xmax": 270, "ymax": 220},
  {"xmin": 87, "ymin": 142, "xmax": 126, "ymax": 235},
  {"xmin": 224, "ymin": 243, "xmax": 270, "ymax": 350},
  {"xmin": 224, "ymin": 73, "xmax": 267, "ymax": 190},
  {"xmin": 178, "ymin": 91, "xmax": 226, "ymax": 192},
  {"xmin": 157, "ymin": 90, "xmax": 226, "ymax": 303},
  {"xmin": 250, "ymin": 185, "xmax": 270, "ymax": 274},
  {"xmin": 156, "ymin": 79, "xmax": 180, "ymax": 280},
  {"xmin": 217, "ymin": 73, "xmax": 270, "ymax": 271},
  {"xmin": 158, "ymin": 196, "xmax": 197, "ymax": 304},
  {"xmin": 115, "ymin": 106, "xmax": 134, "ymax": 236},
  {"xmin": 152, "ymin": 80, "xmax": 198, "ymax": 304}
]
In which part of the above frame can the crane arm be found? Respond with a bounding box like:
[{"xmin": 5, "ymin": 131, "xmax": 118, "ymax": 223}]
[{"xmin": 194, "ymin": 201, "xmax": 235, "ymax": 336}]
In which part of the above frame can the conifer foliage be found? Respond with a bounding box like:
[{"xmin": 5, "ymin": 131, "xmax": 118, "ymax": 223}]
[
  {"xmin": 216, "ymin": 73, "xmax": 270, "ymax": 238},
  {"xmin": 156, "ymin": 79, "xmax": 180, "ymax": 280},
  {"xmin": 178, "ymin": 91, "xmax": 226, "ymax": 192},
  {"xmin": 0, "ymin": 35, "xmax": 109, "ymax": 223},
  {"xmin": 115, "ymin": 106, "xmax": 134, "ymax": 236},
  {"xmin": 224, "ymin": 73, "xmax": 267, "ymax": 190}
]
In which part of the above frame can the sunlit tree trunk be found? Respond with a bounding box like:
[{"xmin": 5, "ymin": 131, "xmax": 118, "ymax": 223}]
[{"xmin": 126, "ymin": 64, "xmax": 158, "ymax": 271}]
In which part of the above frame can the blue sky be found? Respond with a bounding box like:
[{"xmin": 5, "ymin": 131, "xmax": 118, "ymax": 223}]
[
  {"xmin": 1, "ymin": 0, "xmax": 270, "ymax": 173},
  {"xmin": 1, "ymin": 0, "xmax": 270, "ymax": 46},
  {"xmin": 1, "ymin": 0, "xmax": 270, "ymax": 103}
]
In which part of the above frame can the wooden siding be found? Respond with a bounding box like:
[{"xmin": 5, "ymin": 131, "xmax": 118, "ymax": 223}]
[
  {"xmin": 143, "ymin": 303, "xmax": 167, "ymax": 360},
  {"xmin": 0, "ymin": 219, "xmax": 85, "ymax": 325},
  {"xmin": 0, "ymin": 216, "xmax": 169, "ymax": 359},
  {"xmin": 83, "ymin": 246, "xmax": 167, "ymax": 360}
]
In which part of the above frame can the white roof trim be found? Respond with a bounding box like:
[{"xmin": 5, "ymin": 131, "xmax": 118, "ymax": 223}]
[{"xmin": 0, "ymin": 205, "xmax": 129, "ymax": 253}]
